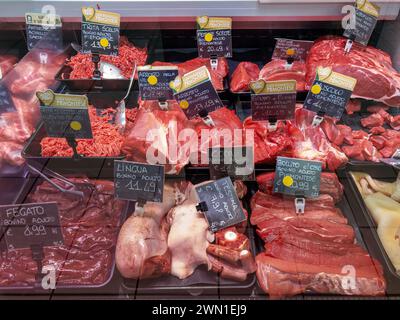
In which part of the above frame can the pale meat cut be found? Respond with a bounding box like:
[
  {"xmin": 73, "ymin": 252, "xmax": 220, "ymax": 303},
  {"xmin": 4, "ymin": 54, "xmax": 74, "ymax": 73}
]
[
  {"xmin": 259, "ymin": 60, "xmax": 306, "ymax": 91},
  {"xmin": 306, "ymin": 36, "xmax": 400, "ymax": 106},
  {"xmin": 116, "ymin": 181, "xmax": 190, "ymax": 279}
]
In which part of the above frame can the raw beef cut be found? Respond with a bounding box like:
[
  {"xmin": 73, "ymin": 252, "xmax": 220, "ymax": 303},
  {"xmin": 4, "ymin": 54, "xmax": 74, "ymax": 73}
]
[
  {"xmin": 252, "ymin": 171, "xmax": 386, "ymax": 298},
  {"xmin": 259, "ymin": 60, "xmax": 306, "ymax": 91},
  {"xmin": 345, "ymin": 100, "xmax": 361, "ymax": 115},
  {"xmin": 0, "ymin": 54, "xmax": 18, "ymax": 79},
  {"xmin": 0, "ymin": 178, "xmax": 125, "ymax": 287},
  {"xmin": 122, "ymin": 100, "xmax": 196, "ymax": 174},
  {"xmin": 66, "ymin": 36, "xmax": 148, "ymax": 79},
  {"xmin": 230, "ymin": 62, "xmax": 260, "ymax": 92},
  {"xmin": 256, "ymin": 254, "xmax": 386, "ymax": 298},
  {"xmin": 361, "ymin": 113, "xmax": 385, "ymax": 128},
  {"xmin": 306, "ymin": 36, "xmax": 400, "ymax": 106},
  {"xmin": 152, "ymin": 57, "xmax": 229, "ymax": 91}
]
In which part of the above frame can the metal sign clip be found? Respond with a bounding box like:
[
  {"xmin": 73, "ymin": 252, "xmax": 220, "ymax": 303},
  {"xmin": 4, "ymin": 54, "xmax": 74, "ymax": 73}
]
[
  {"xmin": 267, "ymin": 117, "xmax": 278, "ymax": 132},
  {"xmin": 158, "ymin": 98, "xmax": 168, "ymax": 110},
  {"xmin": 295, "ymin": 197, "xmax": 306, "ymax": 214},
  {"xmin": 196, "ymin": 201, "xmax": 209, "ymax": 213},
  {"xmin": 312, "ymin": 113, "xmax": 324, "ymax": 127},
  {"xmin": 210, "ymin": 55, "xmax": 218, "ymax": 71}
]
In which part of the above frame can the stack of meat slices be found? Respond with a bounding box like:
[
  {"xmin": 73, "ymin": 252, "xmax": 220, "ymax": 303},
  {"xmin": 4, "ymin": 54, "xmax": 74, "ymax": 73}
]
[{"xmin": 252, "ymin": 172, "xmax": 386, "ymax": 298}]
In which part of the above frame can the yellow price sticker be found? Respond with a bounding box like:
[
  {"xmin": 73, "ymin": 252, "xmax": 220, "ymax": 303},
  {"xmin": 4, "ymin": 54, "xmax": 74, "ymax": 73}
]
[
  {"xmin": 70, "ymin": 121, "xmax": 82, "ymax": 131},
  {"xmin": 147, "ymin": 75, "xmax": 158, "ymax": 86},
  {"xmin": 311, "ymin": 84, "xmax": 322, "ymax": 95},
  {"xmin": 100, "ymin": 38, "xmax": 109, "ymax": 48},
  {"xmin": 286, "ymin": 48, "xmax": 295, "ymax": 56},
  {"xmin": 282, "ymin": 176, "xmax": 294, "ymax": 187},
  {"xmin": 179, "ymin": 100, "xmax": 189, "ymax": 109},
  {"xmin": 204, "ymin": 33, "xmax": 214, "ymax": 42}
]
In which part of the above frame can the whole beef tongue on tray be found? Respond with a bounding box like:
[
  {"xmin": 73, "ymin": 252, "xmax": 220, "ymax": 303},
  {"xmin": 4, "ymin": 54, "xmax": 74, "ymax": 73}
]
[{"xmin": 305, "ymin": 36, "xmax": 400, "ymax": 106}]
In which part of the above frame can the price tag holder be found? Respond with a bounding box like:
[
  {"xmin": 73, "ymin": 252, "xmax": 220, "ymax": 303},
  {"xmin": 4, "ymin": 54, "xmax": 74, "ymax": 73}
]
[
  {"xmin": 25, "ymin": 12, "xmax": 63, "ymax": 51},
  {"xmin": 272, "ymin": 38, "xmax": 314, "ymax": 63},
  {"xmin": 37, "ymin": 89, "xmax": 92, "ymax": 139},
  {"xmin": 0, "ymin": 84, "xmax": 16, "ymax": 115},
  {"xmin": 0, "ymin": 202, "xmax": 64, "ymax": 250},
  {"xmin": 273, "ymin": 156, "xmax": 322, "ymax": 198},
  {"xmin": 196, "ymin": 16, "xmax": 232, "ymax": 59},
  {"xmin": 250, "ymin": 79, "xmax": 296, "ymax": 123},
  {"xmin": 172, "ymin": 66, "xmax": 224, "ymax": 120},
  {"xmin": 304, "ymin": 67, "xmax": 357, "ymax": 124},
  {"xmin": 208, "ymin": 146, "xmax": 255, "ymax": 181},
  {"xmin": 81, "ymin": 7, "xmax": 120, "ymax": 56},
  {"xmin": 195, "ymin": 177, "xmax": 246, "ymax": 233},
  {"xmin": 343, "ymin": 0, "xmax": 380, "ymax": 46},
  {"xmin": 138, "ymin": 66, "xmax": 178, "ymax": 101},
  {"xmin": 114, "ymin": 160, "xmax": 165, "ymax": 203}
]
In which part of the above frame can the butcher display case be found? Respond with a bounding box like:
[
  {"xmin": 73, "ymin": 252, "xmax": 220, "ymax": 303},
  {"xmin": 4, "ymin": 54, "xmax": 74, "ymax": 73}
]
[{"xmin": 0, "ymin": 0, "xmax": 400, "ymax": 302}]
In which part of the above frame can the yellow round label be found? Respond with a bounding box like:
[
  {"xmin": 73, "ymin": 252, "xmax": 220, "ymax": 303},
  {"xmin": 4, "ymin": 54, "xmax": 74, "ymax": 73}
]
[
  {"xmin": 311, "ymin": 84, "xmax": 322, "ymax": 95},
  {"xmin": 282, "ymin": 175, "xmax": 294, "ymax": 187},
  {"xmin": 70, "ymin": 121, "xmax": 82, "ymax": 131},
  {"xmin": 286, "ymin": 48, "xmax": 295, "ymax": 56},
  {"xmin": 147, "ymin": 75, "xmax": 158, "ymax": 86},
  {"xmin": 204, "ymin": 33, "xmax": 214, "ymax": 42},
  {"xmin": 169, "ymin": 80, "xmax": 175, "ymax": 89},
  {"xmin": 100, "ymin": 38, "xmax": 109, "ymax": 48},
  {"xmin": 179, "ymin": 100, "xmax": 189, "ymax": 109}
]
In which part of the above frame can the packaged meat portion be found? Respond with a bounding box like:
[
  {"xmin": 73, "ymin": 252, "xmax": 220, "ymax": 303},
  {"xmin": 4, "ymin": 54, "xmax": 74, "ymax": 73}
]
[
  {"xmin": 252, "ymin": 171, "xmax": 386, "ymax": 298},
  {"xmin": 116, "ymin": 179, "xmax": 256, "ymax": 283},
  {"xmin": 306, "ymin": 36, "xmax": 400, "ymax": 106},
  {"xmin": 66, "ymin": 37, "xmax": 148, "ymax": 79},
  {"xmin": 152, "ymin": 57, "xmax": 229, "ymax": 91},
  {"xmin": 230, "ymin": 62, "xmax": 260, "ymax": 92},
  {"xmin": 0, "ymin": 54, "xmax": 18, "ymax": 79},
  {"xmin": 0, "ymin": 178, "xmax": 125, "ymax": 288}
]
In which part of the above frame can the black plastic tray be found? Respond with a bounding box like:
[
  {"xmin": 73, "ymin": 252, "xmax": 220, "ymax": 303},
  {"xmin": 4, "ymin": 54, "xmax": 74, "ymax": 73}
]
[
  {"xmin": 0, "ymin": 174, "xmax": 129, "ymax": 295},
  {"xmin": 123, "ymin": 174, "xmax": 257, "ymax": 297},
  {"xmin": 338, "ymin": 163, "xmax": 400, "ymax": 295}
]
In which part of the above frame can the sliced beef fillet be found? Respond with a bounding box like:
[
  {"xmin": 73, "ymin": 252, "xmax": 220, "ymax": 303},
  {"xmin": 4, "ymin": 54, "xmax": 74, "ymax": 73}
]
[
  {"xmin": 305, "ymin": 36, "xmax": 400, "ymax": 106},
  {"xmin": 259, "ymin": 60, "xmax": 306, "ymax": 91},
  {"xmin": 230, "ymin": 62, "xmax": 260, "ymax": 92},
  {"xmin": 256, "ymin": 254, "xmax": 386, "ymax": 298}
]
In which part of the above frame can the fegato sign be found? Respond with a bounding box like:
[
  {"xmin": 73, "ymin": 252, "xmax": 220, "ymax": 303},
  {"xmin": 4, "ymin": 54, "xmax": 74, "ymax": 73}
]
[
  {"xmin": 36, "ymin": 89, "xmax": 93, "ymax": 139},
  {"xmin": 81, "ymin": 7, "xmax": 120, "ymax": 56}
]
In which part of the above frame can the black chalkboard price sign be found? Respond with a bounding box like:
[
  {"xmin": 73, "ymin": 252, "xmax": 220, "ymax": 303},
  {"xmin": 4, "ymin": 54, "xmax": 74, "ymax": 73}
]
[
  {"xmin": 114, "ymin": 160, "xmax": 165, "ymax": 203},
  {"xmin": 36, "ymin": 89, "xmax": 92, "ymax": 139},
  {"xmin": 0, "ymin": 84, "xmax": 15, "ymax": 115},
  {"xmin": 138, "ymin": 66, "xmax": 178, "ymax": 101},
  {"xmin": 81, "ymin": 7, "xmax": 120, "ymax": 56},
  {"xmin": 195, "ymin": 177, "xmax": 246, "ymax": 232},
  {"xmin": 272, "ymin": 38, "xmax": 314, "ymax": 62},
  {"xmin": 0, "ymin": 202, "xmax": 64, "ymax": 250},
  {"xmin": 273, "ymin": 156, "xmax": 322, "ymax": 198},
  {"xmin": 303, "ymin": 67, "xmax": 357, "ymax": 120},
  {"xmin": 343, "ymin": 0, "xmax": 380, "ymax": 45},
  {"xmin": 172, "ymin": 66, "xmax": 223, "ymax": 119},
  {"xmin": 196, "ymin": 16, "xmax": 232, "ymax": 59},
  {"xmin": 25, "ymin": 12, "xmax": 63, "ymax": 51}
]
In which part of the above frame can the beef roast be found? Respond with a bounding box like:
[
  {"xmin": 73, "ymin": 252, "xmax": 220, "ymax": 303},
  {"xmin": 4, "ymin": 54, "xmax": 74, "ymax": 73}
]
[
  {"xmin": 259, "ymin": 60, "xmax": 306, "ymax": 91},
  {"xmin": 305, "ymin": 36, "xmax": 400, "ymax": 106},
  {"xmin": 230, "ymin": 62, "xmax": 260, "ymax": 92}
]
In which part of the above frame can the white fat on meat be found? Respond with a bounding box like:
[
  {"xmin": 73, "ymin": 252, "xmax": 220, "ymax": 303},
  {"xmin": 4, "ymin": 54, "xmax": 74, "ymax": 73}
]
[
  {"xmin": 167, "ymin": 201, "xmax": 215, "ymax": 279},
  {"xmin": 116, "ymin": 182, "xmax": 189, "ymax": 279}
]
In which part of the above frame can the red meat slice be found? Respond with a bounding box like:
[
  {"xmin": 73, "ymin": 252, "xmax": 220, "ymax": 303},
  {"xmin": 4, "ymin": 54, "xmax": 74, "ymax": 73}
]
[
  {"xmin": 256, "ymin": 254, "xmax": 386, "ymax": 298},
  {"xmin": 369, "ymin": 135, "xmax": 386, "ymax": 150},
  {"xmin": 342, "ymin": 139, "xmax": 380, "ymax": 161},
  {"xmin": 337, "ymin": 124, "xmax": 354, "ymax": 145},
  {"xmin": 390, "ymin": 115, "xmax": 400, "ymax": 130},
  {"xmin": 369, "ymin": 126, "xmax": 386, "ymax": 135},
  {"xmin": 321, "ymin": 118, "xmax": 345, "ymax": 146},
  {"xmin": 259, "ymin": 60, "xmax": 306, "ymax": 91},
  {"xmin": 361, "ymin": 113, "xmax": 385, "ymax": 128},
  {"xmin": 153, "ymin": 57, "xmax": 228, "ymax": 91},
  {"xmin": 305, "ymin": 36, "xmax": 400, "ymax": 106},
  {"xmin": 352, "ymin": 130, "xmax": 369, "ymax": 139},
  {"xmin": 0, "ymin": 54, "xmax": 18, "ymax": 79},
  {"xmin": 345, "ymin": 100, "xmax": 361, "ymax": 115},
  {"xmin": 230, "ymin": 62, "xmax": 260, "ymax": 92}
]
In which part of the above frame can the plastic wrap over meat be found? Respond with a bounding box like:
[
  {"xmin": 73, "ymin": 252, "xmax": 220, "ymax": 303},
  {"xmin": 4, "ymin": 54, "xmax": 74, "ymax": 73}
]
[
  {"xmin": 0, "ymin": 178, "xmax": 124, "ymax": 287},
  {"xmin": 306, "ymin": 36, "xmax": 400, "ymax": 106},
  {"xmin": 0, "ymin": 48, "xmax": 67, "ymax": 169},
  {"xmin": 66, "ymin": 37, "xmax": 148, "ymax": 79},
  {"xmin": 152, "ymin": 57, "xmax": 229, "ymax": 91}
]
